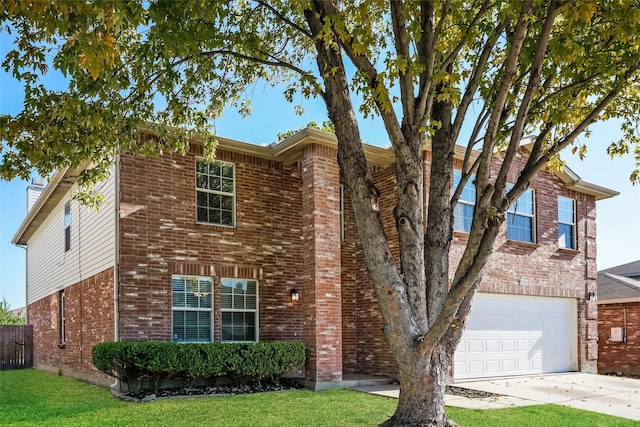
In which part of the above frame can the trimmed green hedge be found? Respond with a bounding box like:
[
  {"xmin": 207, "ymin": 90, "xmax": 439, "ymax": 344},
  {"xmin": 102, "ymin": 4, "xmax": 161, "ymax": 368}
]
[{"xmin": 92, "ymin": 341, "xmax": 305, "ymax": 393}]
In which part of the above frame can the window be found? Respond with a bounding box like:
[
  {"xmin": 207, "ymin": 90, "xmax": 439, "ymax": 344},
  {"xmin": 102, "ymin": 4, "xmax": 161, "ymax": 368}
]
[
  {"xmin": 221, "ymin": 278, "xmax": 258, "ymax": 342},
  {"xmin": 339, "ymin": 185, "xmax": 345, "ymax": 241},
  {"xmin": 507, "ymin": 187, "xmax": 535, "ymax": 243},
  {"xmin": 558, "ymin": 197, "xmax": 576, "ymax": 249},
  {"xmin": 59, "ymin": 290, "xmax": 65, "ymax": 345},
  {"xmin": 172, "ymin": 275, "xmax": 213, "ymax": 342},
  {"xmin": 64, "ymin": 201, "xmax": 71, "ymax": 252},
  {"xmin": 453, "ymin": 170, "xmax": 476, "ymax": 233},
  {"xmin": 196, "ymin": 159, "xmax": 235, "ymax": 226}
]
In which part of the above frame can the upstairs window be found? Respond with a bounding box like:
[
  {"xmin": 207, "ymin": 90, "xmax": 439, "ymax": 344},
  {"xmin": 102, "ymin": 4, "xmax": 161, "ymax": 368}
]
[
  {"xmin": 221, "ymin": 278, "xmax": 258, "ymax": 342},
  {"xmin": 196, "ymin": 159, "xmax": 235, "ymax": 227},
  {"xmin": 64, "ymin": 201, "xmax": 71, "ymax": 252},
  {"xmin": 507, "ymin": 187, "xmax": 536, "ymax": 243},
  {"xmin": 171, "ymin": 275, "xmax": 213, "ymax": 342},
  {"xmin": 453, "ymin": 170, "xmax": 476, "ymax": 233},
  {"xmin": 558, "ymin": 197, "xmax": 576, "ymax": 250}
]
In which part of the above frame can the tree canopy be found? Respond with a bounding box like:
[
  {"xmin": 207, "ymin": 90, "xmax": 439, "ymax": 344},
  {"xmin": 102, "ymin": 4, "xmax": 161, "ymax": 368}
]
[
  {"xmin": 2, "ymin": 1, "xmax": 640, "ymax": 425},
  {"xmin": 1, "ymin": 1, "xmax": 638, "ymax": 184}
]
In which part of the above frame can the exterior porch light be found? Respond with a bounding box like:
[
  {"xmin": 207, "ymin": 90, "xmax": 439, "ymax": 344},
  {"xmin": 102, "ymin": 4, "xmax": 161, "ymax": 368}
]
[{"xmin": 290, "ymin": 289, "xmax": 300, "ymax": 302}]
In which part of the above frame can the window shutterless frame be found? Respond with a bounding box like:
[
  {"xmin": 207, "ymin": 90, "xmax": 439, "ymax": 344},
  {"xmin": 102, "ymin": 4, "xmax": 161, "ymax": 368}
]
[
  {"xmin": 64, "ymin": 200, "xmax": 71, "ymax": 252},
  {"xmin": 558, "ymin": 196, "xmax": 576, "ymax": 250},
  {"xmin": 506, "ymin": 187, "xmax": 536, "ymax": 243},
  {"xmin": 171, "ymin": 275, "xmax": 213, "ymax": 343},
  {"xmin": 453, "ymin": 170, "xmax": 476, "ymax": 233},
  {"xmin": 195, "ymin": 158, "xmax": 236, "ymax": 227},
  {"xmin": 220, "ymin": 278, "xmax": 259, "ymax": 342}
]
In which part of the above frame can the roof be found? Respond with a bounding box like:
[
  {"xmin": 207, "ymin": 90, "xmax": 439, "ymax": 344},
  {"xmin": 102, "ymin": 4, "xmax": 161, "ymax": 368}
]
[
  {"xmin": 597, "ymin": 260, "xmax": 640, "ymax": 303},
  {"xmin": 600, "ymin": 260, "xmax": 640, "ymax": 279},
  {"xmin": 12, "ymin": 127, "xmax": 619, "ymax": 246}
]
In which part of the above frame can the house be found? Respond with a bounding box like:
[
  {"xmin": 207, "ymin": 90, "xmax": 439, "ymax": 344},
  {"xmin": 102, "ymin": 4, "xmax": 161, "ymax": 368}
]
[
  {"xmin": 12, "ymin": 128, "xmax": 618, "ymax": 389},
  {"xmin": 597, "ymin": 260, "xmax": 640, "ymax": 376}
]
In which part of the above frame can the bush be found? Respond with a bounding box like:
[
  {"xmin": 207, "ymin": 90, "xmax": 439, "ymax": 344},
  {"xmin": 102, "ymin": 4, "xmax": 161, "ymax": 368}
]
[{"xmin": 92, "ymin": 341, "xmax": 305, "ymax": 393}]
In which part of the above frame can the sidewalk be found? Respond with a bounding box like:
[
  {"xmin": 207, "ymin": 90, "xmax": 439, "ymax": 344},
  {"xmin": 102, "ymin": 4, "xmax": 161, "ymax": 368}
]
[{"xmin": 351, "ymin": 373, "xmax": 640, "ymax": 421}]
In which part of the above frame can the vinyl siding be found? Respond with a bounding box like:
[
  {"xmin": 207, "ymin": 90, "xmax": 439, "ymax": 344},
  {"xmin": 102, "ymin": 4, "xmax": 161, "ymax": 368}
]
[{"xmin": 26, "ymin": 169, "xmax": 116, "ymax": 304}]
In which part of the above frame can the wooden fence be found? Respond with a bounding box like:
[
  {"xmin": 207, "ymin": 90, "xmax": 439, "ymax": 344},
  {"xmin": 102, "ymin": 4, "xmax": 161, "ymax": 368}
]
[{"xmin": 0, "ymin": 325, "xmax": 33, "ymax": 370}]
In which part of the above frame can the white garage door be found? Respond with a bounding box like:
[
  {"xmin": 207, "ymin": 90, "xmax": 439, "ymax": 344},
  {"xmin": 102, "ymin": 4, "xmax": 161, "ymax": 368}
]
[{"xmin": 454, "ymin": 293, "xmax": 575, "ymax": 380}]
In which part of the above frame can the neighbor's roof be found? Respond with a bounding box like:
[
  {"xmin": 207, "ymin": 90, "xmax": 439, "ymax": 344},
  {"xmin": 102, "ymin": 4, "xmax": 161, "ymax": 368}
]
[
  {"xmin": 12, "ymin": 127, "xmax": 619, "ymax": 246},
  {"xmin": 597, "ymin": 260, "xmax": 640, "ymax": 303},
  {"xmin": 600, "ymin": 260, "xmax": 640, "ymax": 279}
]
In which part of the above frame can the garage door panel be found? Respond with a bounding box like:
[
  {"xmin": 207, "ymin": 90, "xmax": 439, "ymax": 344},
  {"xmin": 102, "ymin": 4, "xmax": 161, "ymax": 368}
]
[{"xmin": 455, "ymin": 293, "xmax": 574, "ymax": 380}]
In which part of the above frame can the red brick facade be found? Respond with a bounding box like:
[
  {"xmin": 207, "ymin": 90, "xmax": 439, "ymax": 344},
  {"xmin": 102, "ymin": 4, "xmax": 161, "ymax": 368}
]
[
  {"xmin": 598, "ymin": 302, "xmax": 640, "ymax": 375},
  {"xmin": 24, "ymin": 135, "xmax": 601, "ymax": 386},
  {"xmin": 27, "ymin": 268, "xmax": 115, "ymax": 386}
]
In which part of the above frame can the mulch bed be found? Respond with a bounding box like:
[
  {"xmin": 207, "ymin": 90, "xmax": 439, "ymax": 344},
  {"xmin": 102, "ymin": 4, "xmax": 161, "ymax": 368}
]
[
  {"xmin": 116, "ymin": 379, "xmax": 305, "ymax": 402},
  {"xmin": 445, "ymin": 385, "xmax": 502, "ymax": 399}
]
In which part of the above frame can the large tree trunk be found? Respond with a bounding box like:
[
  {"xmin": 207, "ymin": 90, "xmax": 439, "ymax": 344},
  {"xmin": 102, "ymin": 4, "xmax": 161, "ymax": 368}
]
[{"xmin": 381, "ymin": 343, "xmax": 456, "ymax": 427}]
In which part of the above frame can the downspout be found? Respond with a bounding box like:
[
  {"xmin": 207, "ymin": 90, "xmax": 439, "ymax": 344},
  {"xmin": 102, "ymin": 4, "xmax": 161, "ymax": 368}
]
[
  {"xmin": 114, "ymin": 157, "xmax": 120, "ymax": 343},
  {"xmin": 619, "ymin": 304, "xmax": 627, "ymax": 343},
  {"xmin": 16, "ymin": 244, "xmax": 27, "ymax": 323},
  {"xmin": 111, "ymin": 157, "xmax": 120, "ymax": 391}
]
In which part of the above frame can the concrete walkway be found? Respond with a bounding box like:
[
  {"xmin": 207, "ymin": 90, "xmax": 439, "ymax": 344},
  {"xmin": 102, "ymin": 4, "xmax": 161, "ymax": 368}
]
[{"xmin": 352, "ymin": 373, "xmax": 640, "ymax": 421}]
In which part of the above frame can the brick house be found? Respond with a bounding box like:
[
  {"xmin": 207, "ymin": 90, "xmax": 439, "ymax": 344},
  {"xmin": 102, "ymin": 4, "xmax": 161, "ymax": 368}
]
[
  {"xmin": 12, "ymin": 128, "xmax": 617, "ymax": 389},
  {"xmin": 597, "ymin": 260, "xmax": 640, "ymax": 376}
]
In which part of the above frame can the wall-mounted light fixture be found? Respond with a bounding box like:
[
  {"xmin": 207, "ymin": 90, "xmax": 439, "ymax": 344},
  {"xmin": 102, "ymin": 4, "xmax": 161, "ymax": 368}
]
[
  {"xmin": 290, "ymin": 289, "xmax": 300, "ymax": 302},
  {"xmin": 588, "ymin": 291, "xmax": 597, "ymax": 301}
]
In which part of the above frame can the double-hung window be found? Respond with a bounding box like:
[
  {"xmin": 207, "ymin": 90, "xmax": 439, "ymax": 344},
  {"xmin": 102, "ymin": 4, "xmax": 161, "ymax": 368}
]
[
  {"xmin": 196, "ymin": 159, "xmax": 235, "ymax": 226},
  {"xmin": 221, "ymin": 278, "xmax": 258, "ymax": 342},
  {"xmin": 558, "ymin": 196, "xmax": 576, "ymax": 249},
  {"xmin": 453, "ymin": 170, "xmax": 476, "ymax": 233},
  {"xmin": 64, "ymin": 200, "xmax": 71, "ymax": 252},
  {"xmin": 172, "ymin": 275, "xmax": 213, "ymax": 342},
  {"xmin": 507, "ymin": 186, "xmax": 536, "ymax": 243}
]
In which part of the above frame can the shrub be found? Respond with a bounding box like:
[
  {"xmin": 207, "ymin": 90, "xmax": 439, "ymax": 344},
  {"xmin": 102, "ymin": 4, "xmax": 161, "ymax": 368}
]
[{"xmin": 92, "ymin": 341, "xmax": 305, "ymax": 393}]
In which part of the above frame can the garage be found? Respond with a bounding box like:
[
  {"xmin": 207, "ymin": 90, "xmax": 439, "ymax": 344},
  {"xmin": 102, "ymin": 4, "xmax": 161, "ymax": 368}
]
[{"xmin": 454, "ymin": 293, "xmax": 576, "ymax": 380}]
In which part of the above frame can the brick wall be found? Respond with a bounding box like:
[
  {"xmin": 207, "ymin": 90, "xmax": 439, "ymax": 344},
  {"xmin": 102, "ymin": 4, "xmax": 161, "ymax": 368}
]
[
  {"xmin": 598, "ymin": 302, "xmax": 640, "ymax": 375},
  {"xmin": 117, "ymin": 144, "xmax": 304, "ymax": 345},
  {"xmin": 342, "ymin": 148, "xmax": 598, "ymax": 376},
  {"xmin": 301, "ymin": 144, "xmax": 342, "ymax": 384},
  {"xmin": 28, "ymin": 268, "xmax": 115, "ymax": 386}
]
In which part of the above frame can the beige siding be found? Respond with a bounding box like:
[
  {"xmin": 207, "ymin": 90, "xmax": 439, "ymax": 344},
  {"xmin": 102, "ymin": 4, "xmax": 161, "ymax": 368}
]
[{"xmin": 26, "ymin": 170, "xmax": 116, "ymax": 304}]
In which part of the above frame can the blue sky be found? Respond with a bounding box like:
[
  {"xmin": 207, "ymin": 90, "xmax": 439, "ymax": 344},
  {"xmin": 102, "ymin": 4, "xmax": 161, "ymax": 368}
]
[{"xmin": 1, "ymin": 37, "xmax": 639, "ymax": 310}]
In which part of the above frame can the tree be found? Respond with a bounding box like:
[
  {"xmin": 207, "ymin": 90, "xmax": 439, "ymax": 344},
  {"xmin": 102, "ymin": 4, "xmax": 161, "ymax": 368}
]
[
  {"xmin": 0, "ymin": 298, "xmax": 26, "ymax": 325},
  {"xmin": 2, "ymin": 1, "xmax": 640, "ymax": 425}
]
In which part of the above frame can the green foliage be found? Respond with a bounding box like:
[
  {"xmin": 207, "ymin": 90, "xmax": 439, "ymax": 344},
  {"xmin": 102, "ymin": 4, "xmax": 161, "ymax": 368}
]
[
  {"xmin": 0, "ymin": 298, "xmax": 25, "ymax": 325},
  {"xmin": 92, "ymin": 341, "xmax": 305, "ymax": 393},
  {"xmin": 277, "ymin": 120, "xmax": 335, "ymax": 141}
]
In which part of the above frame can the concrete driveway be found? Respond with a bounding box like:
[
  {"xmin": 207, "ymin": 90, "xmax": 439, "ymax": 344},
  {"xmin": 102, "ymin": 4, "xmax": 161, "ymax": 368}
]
[{"xmin": 354, "ymin": 373, "xmax": 640, "ymax": 421}]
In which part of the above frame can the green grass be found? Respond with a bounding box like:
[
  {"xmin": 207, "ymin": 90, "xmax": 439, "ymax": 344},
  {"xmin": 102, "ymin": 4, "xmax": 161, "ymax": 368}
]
[{"xmin": 0, "ymin": 369, "xmax": 637, "ymax": 426}]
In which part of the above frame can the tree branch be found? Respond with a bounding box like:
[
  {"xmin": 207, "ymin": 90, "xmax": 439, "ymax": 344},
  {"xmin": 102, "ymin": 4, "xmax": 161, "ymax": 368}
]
[
  {"xmin": 255, "ymin": 0, "xmax": 313, "ymax": 38},
  {"xmin": 390, "ymin": 0, "xmax": 415, "ymax": 125}
]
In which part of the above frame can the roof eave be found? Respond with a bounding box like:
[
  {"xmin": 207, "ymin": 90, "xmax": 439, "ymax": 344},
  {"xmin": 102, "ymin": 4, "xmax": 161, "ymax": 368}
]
[
  {"xmin": 556, "ymin": 166, "xmax": 619, "ymax": 200},
  {"xmin": 12, "ymin": 162, "xmax": 90, "ymax": 246},
  {"xmin": 597, "ymin": 297, "xmax": 640, "ymax": 304}
]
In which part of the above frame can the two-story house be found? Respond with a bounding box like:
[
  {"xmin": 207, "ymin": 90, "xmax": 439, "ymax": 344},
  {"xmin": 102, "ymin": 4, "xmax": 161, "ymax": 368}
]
[{"xmin": 12, "ymin": 128, "xmax": 617, "ymax": 389}]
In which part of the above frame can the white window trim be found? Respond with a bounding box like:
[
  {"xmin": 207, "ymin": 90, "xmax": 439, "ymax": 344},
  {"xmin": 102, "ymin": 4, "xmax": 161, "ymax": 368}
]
[
  {"xmin": 220, "ymin": 278, "xmax": 259, "ymax": 343},
  {"xmin": 64, "ymin": 200, "xmax": 71, "ymax": 252},
  {"xmin": 558, "ymin": 196, "xmax": 576, "ymax": 250},
  {"xmin": 339, "ymin": 185, "xmax": 345, "ymax": 242},
  {"xmin": 506, "ymin": 187, "xmax": 536, "ymax": 243},
  {"xmin": 453, "ymin": 170, "xmax": 475, "ymax": 233},
  {"xmin": 171, "ymin": 275, "xmax": 214, "ymax": 343},
  {"xmin": 59, "ymin": 290, "xmax": 66, "ymax": 345},
  {"xmin": 195, "ymin": 158, "xmax": 236, "ymax": 227}
]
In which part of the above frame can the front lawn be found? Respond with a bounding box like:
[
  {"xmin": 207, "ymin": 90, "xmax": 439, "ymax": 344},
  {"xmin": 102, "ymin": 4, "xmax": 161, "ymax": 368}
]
[{"xmin": 0, "ymin": 369, "xmax": 636, "ymax": 426}]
